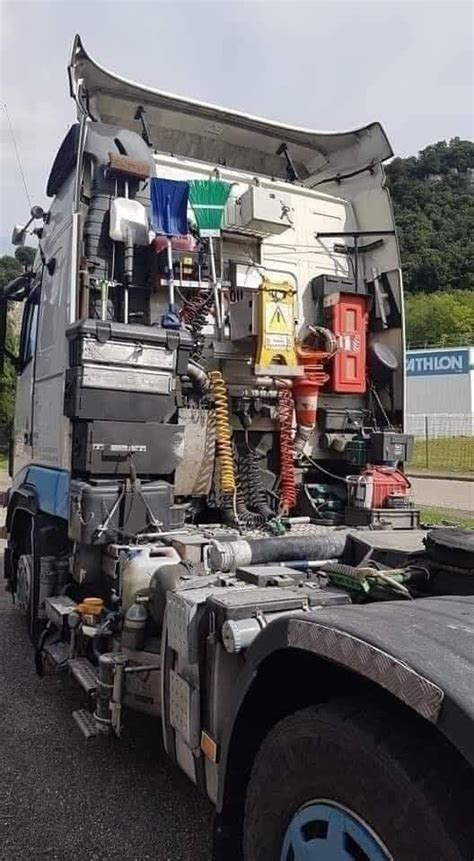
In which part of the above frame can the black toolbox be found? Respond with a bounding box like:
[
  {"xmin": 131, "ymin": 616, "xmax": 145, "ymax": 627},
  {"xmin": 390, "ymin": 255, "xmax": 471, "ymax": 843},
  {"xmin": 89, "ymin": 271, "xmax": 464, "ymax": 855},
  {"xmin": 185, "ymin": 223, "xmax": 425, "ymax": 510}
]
[
  {"xmin": 71, "ymin": 420, "xmax": 184, "ymax": 476},
  {"xmin": 69, "ymin": 478, "xmax": 185, "ymax": 544},
  {"xmin": 65, "ymin": 320, "xmax": 192, "ymax": 422},
  {"xmin": 369, "ymin": 431, "xmax": 414, "ymax": 464},
  {"xmin": 318, "ymin": 407, "xmax": 366, "ymax": 432},
  {"xmin": 67, "ymin": 319, "xmax": 192, "ymax": 375},
  {"xmin": 64, "ymin": 373, "xmax": 175, "ymax": 422}
]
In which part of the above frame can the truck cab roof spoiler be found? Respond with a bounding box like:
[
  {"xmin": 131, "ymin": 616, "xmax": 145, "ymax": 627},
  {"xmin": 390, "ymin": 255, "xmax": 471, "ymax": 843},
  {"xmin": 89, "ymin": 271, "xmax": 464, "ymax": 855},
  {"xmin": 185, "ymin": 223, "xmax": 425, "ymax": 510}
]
[{"xmin": 68, "ymin": 34, "xmax": 393, "ymax": 187}]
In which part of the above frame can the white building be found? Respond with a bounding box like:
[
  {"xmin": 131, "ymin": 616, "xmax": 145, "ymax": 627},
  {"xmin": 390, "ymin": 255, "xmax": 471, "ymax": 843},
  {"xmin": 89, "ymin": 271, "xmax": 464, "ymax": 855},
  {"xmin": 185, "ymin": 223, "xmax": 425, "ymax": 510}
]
[{"xmin": 406, "ymin": 346, "xmax": 474, "ymax": 436}]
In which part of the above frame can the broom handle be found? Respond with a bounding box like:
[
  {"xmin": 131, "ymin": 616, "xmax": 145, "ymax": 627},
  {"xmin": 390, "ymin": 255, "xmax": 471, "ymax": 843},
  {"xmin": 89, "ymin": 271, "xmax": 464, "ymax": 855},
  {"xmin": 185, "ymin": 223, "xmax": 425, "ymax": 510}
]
[{"xmin": 208, "ymin": 235, "xmax": 223, "ymax": 332}]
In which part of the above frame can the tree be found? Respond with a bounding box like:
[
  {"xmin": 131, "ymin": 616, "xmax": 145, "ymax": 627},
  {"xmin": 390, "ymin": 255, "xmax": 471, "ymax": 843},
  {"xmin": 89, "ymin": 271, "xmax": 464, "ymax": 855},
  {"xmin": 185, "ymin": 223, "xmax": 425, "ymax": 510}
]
[
  {"xmin": 14, "ymin": 246, "xmax": 36, "ymax": 269},
  {"xmin": 0, "ymin": 254, "xmax": 22, "ymax": 289},
  {"xmin": 386, "ymin": 139, "xmax": 474, "ymax": 295},
  {"xmin": 0, "ymin": 254, "xmax": 22, "ymax": 447},
  {"xmin": 405, "ymin": 290, "xmax": 474, "ymax": 346}
]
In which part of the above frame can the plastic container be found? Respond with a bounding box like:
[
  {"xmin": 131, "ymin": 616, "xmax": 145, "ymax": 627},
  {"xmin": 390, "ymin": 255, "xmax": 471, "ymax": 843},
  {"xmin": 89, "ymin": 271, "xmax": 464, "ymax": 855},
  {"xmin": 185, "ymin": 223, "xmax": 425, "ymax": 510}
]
[
  {"xmin": 121, "ymin": 545, "xmax": 181, "ymax": 612},
  {"xmin": 122, "ymin": 602, "xmax": 148, "ymax": 650},
  {"xmin": 78, "ymin": 597, "xmax": 104, "ymax": 626},
  {"xmin": 345, "ymin": 507, "xmax": 420, "ymax": 529},
  {"xmin": 348, "ymin": 467, "xmax": 411, "ymax": 510}
]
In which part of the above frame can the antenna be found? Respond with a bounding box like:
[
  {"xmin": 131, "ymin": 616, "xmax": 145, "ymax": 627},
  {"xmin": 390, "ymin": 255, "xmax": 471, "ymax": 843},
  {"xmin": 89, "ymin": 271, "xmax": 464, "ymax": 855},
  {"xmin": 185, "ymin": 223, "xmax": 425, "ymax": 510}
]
[{"xmin": 3, "ymin": 102, "xmax": 33, "ymax": 208}]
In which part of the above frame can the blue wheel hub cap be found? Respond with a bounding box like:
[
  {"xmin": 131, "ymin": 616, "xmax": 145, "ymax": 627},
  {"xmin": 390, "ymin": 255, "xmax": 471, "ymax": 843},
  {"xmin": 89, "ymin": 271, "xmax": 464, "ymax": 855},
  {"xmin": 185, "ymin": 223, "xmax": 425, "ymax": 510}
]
[{"xmin": 281, "ymin": 801, "xmax": 391, "ymax": 860}]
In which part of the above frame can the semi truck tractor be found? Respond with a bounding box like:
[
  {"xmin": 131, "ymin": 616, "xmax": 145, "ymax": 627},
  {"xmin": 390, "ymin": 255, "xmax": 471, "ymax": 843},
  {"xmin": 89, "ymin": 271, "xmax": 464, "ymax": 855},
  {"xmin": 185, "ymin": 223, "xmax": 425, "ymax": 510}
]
[{"xmin": 1, "ymin": 35, "xmax": 473, "ymax": 861}]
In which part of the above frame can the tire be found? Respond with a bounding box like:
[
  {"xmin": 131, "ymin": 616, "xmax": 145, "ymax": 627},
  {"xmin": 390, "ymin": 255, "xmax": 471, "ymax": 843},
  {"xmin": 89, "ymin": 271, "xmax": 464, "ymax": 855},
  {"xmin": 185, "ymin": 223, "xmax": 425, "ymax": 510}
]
[
  {"xmin": 16, "ymin": 552, "xmax": 41, "ymax": 646},
  {"xmin": 243, "ymin": 697, "xmax": 474, "ymax": 861},
  {"xmin": 16, "ymin": 554, "xmax": 33, "ymax": 615}
]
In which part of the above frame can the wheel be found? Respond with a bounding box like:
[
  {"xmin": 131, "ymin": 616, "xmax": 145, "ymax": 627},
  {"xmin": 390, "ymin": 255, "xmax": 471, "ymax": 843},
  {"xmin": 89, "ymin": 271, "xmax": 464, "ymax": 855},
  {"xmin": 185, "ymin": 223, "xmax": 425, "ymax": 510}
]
[
  {"xmin": 15, "ymin": 552, "xmax": 41, "ymax": 645},
  {"xmin": 16, "ymin": 554, "xmax": 33, "ymax": 616},
  {"xmin": 243, "ymin": 698, "xmax": 474, "ymax": 861}
]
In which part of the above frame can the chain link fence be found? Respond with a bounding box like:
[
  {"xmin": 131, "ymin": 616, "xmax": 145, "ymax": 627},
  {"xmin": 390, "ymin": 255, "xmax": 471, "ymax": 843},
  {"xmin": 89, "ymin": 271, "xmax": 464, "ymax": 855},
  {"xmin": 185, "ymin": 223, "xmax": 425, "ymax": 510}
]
[{"xmin": 406, "ymin": 413, "xmax": 474, "ymax": 474}]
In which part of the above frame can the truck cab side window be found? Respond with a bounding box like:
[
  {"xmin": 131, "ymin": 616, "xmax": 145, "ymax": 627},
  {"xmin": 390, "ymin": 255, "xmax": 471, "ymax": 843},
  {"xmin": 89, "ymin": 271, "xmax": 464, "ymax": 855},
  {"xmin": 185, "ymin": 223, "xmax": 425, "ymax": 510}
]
[{"xmin": 19, "ymin": 296, "xmax": 39, "ymax": 371}]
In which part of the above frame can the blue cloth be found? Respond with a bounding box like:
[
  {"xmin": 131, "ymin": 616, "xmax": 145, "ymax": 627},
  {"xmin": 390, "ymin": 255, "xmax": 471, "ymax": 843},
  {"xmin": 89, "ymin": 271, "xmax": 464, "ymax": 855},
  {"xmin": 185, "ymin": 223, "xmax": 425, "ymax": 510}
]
[{"xmin": 150, "ymin": 178, "xmax": 189, "ymax": 237}]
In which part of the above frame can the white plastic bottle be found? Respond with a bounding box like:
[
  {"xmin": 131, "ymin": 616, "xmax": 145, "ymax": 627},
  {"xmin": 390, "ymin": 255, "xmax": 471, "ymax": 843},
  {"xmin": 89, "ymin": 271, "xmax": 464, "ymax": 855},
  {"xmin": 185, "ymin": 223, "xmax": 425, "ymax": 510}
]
[{"xmin": 120, "ymin": 545, "xmax": 180, "ymax": 612}]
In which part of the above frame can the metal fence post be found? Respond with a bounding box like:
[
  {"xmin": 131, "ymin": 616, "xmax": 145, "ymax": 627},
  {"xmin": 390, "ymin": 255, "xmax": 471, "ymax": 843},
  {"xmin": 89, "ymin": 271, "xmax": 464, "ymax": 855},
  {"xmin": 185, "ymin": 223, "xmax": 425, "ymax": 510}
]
[{"xmin": 425, "ymin": 415, "xmax": 429, "ymax": 468}]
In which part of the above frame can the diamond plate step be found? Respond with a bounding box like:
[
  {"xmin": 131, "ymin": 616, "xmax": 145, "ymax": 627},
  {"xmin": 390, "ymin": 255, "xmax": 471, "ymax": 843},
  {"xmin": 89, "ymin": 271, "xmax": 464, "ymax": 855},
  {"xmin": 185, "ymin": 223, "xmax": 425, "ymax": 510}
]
[
  {"xmin": 73, "ymin": 708, "xmax": 98, "ymax": 739},
  {"xmin": 69, "ymin": 658, "xmax": 98, "ymax": 694}
]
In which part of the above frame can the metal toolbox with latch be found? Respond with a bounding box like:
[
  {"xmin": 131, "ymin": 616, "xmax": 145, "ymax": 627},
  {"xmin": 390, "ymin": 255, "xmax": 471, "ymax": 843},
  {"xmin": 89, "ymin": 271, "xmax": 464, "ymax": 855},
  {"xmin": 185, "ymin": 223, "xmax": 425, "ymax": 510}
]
[{"xmin": 71, "ymin": 420, "xmax": 184, "ymax": 476}]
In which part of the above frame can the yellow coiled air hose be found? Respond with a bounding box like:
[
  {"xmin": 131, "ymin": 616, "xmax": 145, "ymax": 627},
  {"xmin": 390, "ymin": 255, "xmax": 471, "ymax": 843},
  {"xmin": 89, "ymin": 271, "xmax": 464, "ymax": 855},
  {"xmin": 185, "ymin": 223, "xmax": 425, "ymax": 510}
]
[{"xmin": 209, "ymin": 370, "xmax": 236, "ymax": 494}]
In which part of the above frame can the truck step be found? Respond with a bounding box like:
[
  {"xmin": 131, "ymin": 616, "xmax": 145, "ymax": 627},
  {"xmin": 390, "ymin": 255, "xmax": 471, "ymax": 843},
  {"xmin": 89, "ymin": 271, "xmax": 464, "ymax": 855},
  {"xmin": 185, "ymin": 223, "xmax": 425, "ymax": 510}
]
[
  {"xmin": 69, "ymin": 658, "xmax": 98, "ymax": 694},
  {"xmin": 44, "ymin": 641, "xmax": 70, "ymax": 667},
  {"xmin": 73, "ymin": 708, "xmax": 98, "ymax": 739}
]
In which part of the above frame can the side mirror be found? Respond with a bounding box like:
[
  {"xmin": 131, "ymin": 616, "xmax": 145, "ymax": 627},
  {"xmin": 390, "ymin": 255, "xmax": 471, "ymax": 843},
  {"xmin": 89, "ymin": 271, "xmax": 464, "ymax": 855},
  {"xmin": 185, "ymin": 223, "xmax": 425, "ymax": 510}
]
[
  {"xmin": 30, "ymin": 205, "xmax": 45, "ymax": 220},
  {"xmin": 11, "ymin": 205, "xmax": 46, "ymax": 247},
  {"xmin": 11, "ymin": 224, "xmax": 27, "ymax": 247}
]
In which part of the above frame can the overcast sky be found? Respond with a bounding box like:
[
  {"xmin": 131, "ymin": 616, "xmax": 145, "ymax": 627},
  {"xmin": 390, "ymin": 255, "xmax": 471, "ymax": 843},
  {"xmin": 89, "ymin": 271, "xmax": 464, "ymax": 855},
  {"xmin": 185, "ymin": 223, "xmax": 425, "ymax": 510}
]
[{"xmin": 0, "ymin": 0, "xmax": 472, "ymax": 252}]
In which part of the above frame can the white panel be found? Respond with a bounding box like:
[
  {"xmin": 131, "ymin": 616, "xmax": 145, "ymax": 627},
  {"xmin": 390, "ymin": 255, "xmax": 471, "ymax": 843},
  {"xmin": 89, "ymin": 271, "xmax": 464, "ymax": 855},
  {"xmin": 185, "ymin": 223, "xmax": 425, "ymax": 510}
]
[
  {"xmin": 174, "ymin": 409, "xmax": 215, "ymax": 496},
  {"xmin": 79, "ymin": 365, "xmax": 173, "ymax": 394},
  {"xmin": 79, "ymin": 339, "xmax": 176, "ymax": 369},
  {"xmin": 33, "ymin": 378, "xmax": 69, "ymax": 467},
  {"xmin": 407, "ymin": 375, "xmax": 471, "ymax": 416}
]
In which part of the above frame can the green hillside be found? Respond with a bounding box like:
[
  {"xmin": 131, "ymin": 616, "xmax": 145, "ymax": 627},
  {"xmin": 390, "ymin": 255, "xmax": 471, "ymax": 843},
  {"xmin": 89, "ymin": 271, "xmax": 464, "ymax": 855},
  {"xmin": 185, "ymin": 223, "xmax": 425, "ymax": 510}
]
[{"xmin": 385, "ymin": 139, "xmax": 474, "ymax": 345}]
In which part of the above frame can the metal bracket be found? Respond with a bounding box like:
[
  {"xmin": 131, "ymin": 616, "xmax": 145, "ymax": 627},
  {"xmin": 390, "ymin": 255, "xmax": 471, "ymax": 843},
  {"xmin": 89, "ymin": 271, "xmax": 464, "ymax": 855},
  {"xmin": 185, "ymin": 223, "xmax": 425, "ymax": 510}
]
[{"xmin": 95, "ymin": 321, "xmax": 112, "ymax": 343}]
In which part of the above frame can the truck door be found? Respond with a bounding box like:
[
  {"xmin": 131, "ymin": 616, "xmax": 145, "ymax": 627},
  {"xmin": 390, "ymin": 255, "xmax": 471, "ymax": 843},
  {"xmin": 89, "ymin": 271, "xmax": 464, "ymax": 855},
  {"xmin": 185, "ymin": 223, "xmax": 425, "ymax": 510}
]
[{"xmin": 12, "ymin": 277, "xmax": 40, "ymax": 475}]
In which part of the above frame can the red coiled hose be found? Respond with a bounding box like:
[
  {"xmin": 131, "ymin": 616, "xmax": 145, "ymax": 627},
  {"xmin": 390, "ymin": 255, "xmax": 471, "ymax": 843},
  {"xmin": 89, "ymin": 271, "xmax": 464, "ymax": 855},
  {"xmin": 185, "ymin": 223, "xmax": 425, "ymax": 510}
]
[
  {"xmin": 180, "ymin": 292, "xmax": 212, "ymax": 325},
  {"xmin": 278, "ymin": 388, "xmax": 297, "ymax": 515}
]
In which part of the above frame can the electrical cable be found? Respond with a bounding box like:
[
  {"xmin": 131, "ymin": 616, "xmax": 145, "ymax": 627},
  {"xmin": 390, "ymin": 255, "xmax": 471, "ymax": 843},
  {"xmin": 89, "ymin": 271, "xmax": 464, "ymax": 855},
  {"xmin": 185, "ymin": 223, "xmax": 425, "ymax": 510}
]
[
  {"xmin": 3, "ymin": 102, "xmax": 32, "ymax": 208},
  {"xmin": 302, "ymin": 453, "xmax": 350, "ymax": 485}
]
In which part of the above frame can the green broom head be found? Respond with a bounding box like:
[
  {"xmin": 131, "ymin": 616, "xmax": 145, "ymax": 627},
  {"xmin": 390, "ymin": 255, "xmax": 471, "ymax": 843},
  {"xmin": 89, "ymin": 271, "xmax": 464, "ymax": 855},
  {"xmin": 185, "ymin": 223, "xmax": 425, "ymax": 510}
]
[{"xmin": 188, "ymin": 179, "xmax": 232, "ymax": 237}]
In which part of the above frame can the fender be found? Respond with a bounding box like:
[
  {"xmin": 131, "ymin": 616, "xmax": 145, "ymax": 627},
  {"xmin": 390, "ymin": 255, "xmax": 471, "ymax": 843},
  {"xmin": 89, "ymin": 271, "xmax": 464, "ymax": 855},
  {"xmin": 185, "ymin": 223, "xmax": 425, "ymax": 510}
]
[
  {"xmin": 6, "ymin": 466, "xmax": 69, "ymax": 531},
  {"xmin": 217, "ymin": 595, "xmax": 474, "ymax": 810},
  {"xmin": 6, "ymin": 485, "xmax": 38, "ymax": 531}
]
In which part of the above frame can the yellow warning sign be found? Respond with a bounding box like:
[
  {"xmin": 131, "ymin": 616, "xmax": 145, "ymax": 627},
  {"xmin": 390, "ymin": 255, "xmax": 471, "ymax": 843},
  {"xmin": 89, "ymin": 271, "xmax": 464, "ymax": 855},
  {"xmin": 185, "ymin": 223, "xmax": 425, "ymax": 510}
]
[
  {"xmin": 266, "ymin": 302, "xmax": 289, "ymax": 333},
  {"xmin": 255, "ymin": 280, "xmax": 298, "ymax": 372}
]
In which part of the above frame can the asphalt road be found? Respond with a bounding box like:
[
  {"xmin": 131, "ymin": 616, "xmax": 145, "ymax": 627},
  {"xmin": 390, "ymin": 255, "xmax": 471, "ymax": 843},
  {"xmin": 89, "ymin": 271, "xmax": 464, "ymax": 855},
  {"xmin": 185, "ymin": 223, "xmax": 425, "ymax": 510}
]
[
  {"xmin": 0, "ymin": 467, "xmax": 471, "ymax": 861},
  {"xmin": 410, "ymin": 476, "xmax": 474, "ymax": 512},
  {"xmin": 0, "ymin": 553, "xmax": 213, "ymax": 861}
]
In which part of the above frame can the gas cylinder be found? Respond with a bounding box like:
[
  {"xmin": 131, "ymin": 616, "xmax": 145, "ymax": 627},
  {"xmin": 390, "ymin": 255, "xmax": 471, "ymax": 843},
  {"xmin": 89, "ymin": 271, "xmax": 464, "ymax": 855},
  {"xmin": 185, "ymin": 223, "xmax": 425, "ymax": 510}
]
[{"xmin": 121, "ymin": 546, "xmax": 181, "ymax": 612}]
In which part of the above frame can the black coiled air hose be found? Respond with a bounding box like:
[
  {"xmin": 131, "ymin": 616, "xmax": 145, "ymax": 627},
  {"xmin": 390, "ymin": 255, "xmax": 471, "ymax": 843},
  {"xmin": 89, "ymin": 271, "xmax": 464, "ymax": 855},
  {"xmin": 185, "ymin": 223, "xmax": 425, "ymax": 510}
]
[{"xmin": 240, "ymin": 446, "xmax": 274, "ymax": 520}]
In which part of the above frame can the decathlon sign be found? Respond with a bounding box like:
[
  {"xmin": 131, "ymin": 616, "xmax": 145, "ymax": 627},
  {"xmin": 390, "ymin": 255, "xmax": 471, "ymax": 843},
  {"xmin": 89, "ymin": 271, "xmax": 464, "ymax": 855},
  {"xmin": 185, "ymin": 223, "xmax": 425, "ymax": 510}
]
[{"xmin": 406, "ymin": 349, "xmax": 469, "ymax": 377}]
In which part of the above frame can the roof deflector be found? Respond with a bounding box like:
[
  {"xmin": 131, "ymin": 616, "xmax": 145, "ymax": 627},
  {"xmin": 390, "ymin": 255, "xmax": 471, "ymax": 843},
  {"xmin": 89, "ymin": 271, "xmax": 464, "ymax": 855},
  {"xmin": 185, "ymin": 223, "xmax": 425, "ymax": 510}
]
[{"xmin": 68, "ymin": 34, "xmax": 393, "ymax": 186}]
